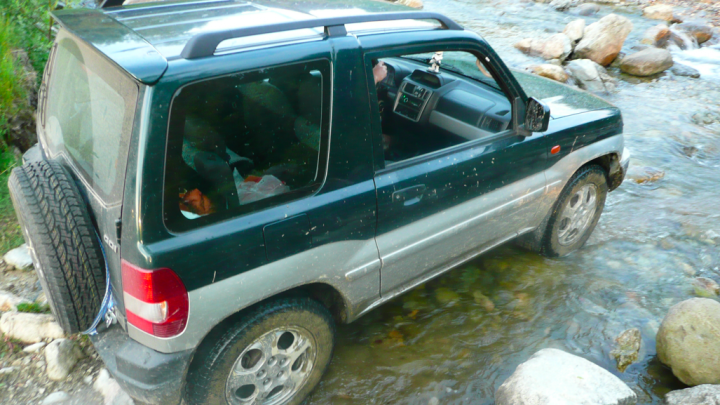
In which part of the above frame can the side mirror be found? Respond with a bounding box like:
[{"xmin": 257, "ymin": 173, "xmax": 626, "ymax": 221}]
[{"xmin": 525, "ymin": 97, "xmax": 550, "ymax": 133}]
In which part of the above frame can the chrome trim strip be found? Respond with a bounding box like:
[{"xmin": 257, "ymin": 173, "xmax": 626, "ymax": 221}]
[{"xmin": 345, "ymin": 259, "xmax": 381, "ymax": 281}]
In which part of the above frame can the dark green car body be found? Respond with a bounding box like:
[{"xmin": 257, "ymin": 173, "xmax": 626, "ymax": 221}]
[{"xmin": 32, "ymin": 0, "xmax": 629, "ymax": 403}]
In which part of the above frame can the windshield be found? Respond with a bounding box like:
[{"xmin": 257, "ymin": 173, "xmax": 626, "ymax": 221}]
[
  {"xmin": 42, "ymin": 32, "xmax": 138, "ymax": 203},
  {"xmin": 402, "ymin": 51, "xmax": 502, "ymax": 92}
]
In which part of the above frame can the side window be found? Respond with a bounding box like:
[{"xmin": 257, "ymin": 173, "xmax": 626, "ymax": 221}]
[
  {"xmin": 369, "ymin": 50, "xmax": 513, "ymax": 167},
  {"xmin": 164, "ymin": 60, "xmax": 331, "ymax": 231}
]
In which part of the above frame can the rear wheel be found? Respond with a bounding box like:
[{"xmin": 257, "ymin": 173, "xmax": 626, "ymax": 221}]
[
  {"xmin": 185, "ymin": 297, "xmax": 335, "ymax": 405},
  {"xmin": 542, "ymin": 165, "xmax": 608, "ymax": 257}
]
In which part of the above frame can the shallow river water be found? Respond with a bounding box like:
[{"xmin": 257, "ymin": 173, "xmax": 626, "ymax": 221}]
[{"xmin": 307, "ymin": 1, "xmax": 720, "ymax": 404}]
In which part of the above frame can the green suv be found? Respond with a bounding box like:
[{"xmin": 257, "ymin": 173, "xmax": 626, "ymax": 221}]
[{"xmin": 9, "ymin": 0, "xmax": 629, "ymax": 404}]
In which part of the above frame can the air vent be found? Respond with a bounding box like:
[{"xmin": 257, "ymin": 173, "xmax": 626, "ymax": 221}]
[{"xmin": 480, "ymin": 116, "xmax": 505, "ymax": 133}]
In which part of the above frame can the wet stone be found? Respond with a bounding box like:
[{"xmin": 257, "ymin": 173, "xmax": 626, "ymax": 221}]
[
  {"xmin": 692, "ymin": 277, "xmax": 719, "ymax": 297},
  {"xmin": 671, "ymin": 63, "xmax": 701, "ymax": 79},
  {"xmin": 434, "ymin": 288, "xmax": 461, "ymax": 307},
  {"xmin": 665, "ymin": 384, "xmax": 720, "ymax": 405},
  {"xmin": 610, "ymin": 328, "xmax": 642, "ymax": 372},
  {"xmin": 473, "ymin": 291, "xmax": 495, "ymax": 311}
]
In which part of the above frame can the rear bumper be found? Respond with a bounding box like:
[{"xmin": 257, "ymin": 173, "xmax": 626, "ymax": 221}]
[{"xmin": 90, "ymin": 325, "xmax": 193, "ymax": 405}]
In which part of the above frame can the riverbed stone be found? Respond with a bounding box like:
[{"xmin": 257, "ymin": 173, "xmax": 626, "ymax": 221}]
[
  {"xmin": 0, "ymin": 290, "xmax": 31, "ymax": 312},
  {"xmin": 514, "ymin": 38, "xmax": 545, "ymax": 57},
  {"xmin": 626, "ymin": 166, "xmax": 665, "ymax": 184},
  {"xmin": 692, "ymin": 277, "xmax": 719, "ymax": 297},
  {"xmin": 23, "ymin": 341, "xmax": 46, "ymax": 353},
  {"xmin": 610, "ymin": 328, "xmax": 642, "ymax": 372},
  {"xmin": 528, "ymin": 64, "xmax": 570, "ymax": 82},
  {"xmin": 564, "ymin": 19, "xmax": 586, "ymax": 43},
  {"xmin": 574, "ymin": 14, "xmax": 633, "ymax": 66},
  {"xmin": 0, "ymin": 312, "xmax": 64, "ymax": 343},
  {"xmin": 45, "ymin": 339, "xmax": 83, "ymax": 381},
  {"xmin": 473, "ymin": 291, "xmax": 495, "ymax": 311},
  {"xmin": 550, "ymin": 0, "xmax": 573, "ymax": 12},
  {"xmin": 41, "ymin": 391, "xmax": 70, "ymax": 404},
  {"xmin": 620, "ymin": 48, "xmax": 674, "ymax": 76},
  {"xmin": 643, "ymin": 5, "xmax": 676, "ymax": 22},
  {"xmin": 665, "ymin": 385, "xmax": 720, "ymax": 405},
  {"xmin": 676, "ymin": 22, "xmax": 714, "ymax": 45},
  {"xmin": 435, "ymin": 288, "xmax": 460, "ymax": 307},
  {"xmin": 671, "ymin": 63, "xmax": 701, "ymax": 78},
  {"xmin": 574, "ymin": 3, "xmax": 600, "ymax": 16},
  {"xmin": 641, "ymin": 24, "xmax": 671, "ymax": 47},
  {"xmin": 542, "ymin": 33, "xmax": 573, "ymax": 62},
  {"xmin": 566, "ymin": 59, "xmax": 616, "ymax": 92},
  {"xmin": 657, "ymin": 298, "xmax": 720, "ymax": 386},
  {"xmin": 3, "ymin": 244, "xmax": 33, "ymax": 270},
  {"xmin": 495, "ymin": 348, "xmax": 637, "ymax": 405}
]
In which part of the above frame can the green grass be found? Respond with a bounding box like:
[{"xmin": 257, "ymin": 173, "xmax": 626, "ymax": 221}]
[
  {"xmin": 0, "ymin": 144, "xmax": 22, "ymax": 254},
  {"xmin": 16, "ymin": 301, "xmax": 50, "ymax": 314}
]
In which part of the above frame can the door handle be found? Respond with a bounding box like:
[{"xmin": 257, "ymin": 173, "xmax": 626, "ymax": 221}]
[{"xmin": 392, "ymin": 184, "xmax": 427, "ymax": 206}]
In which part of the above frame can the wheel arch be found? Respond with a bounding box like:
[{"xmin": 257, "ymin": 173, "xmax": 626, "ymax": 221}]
[{"xmin": 587, "ymin": 152, "xmax": 623, "ymax": 190}]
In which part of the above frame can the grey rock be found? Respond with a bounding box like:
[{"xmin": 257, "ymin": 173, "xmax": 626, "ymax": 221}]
[
  {"xmin": 574, "ymin": 14, "xmax": 633, "ymax": 66},
  {"xmin": 671, "ymin": 63, "xmax": 701, "ymax": 78},
  {"xmin": 41, "ymin": 391, "xmax": 70, "ymax": 404},
  {"xmin": 566, "ymin": 59, "xmax": 616, "ymax": 93},
  {"xmin": 550, "ymin": 0, "xmax": 573, "ymax": 11},
  {"xmin": 665, "ymin": 385, "xmax": 720, "ymax": 405},
  {"xmin": 45, "ymin": 339, "xmax": 84, "ymax": 381},
  {"xmin": 641, "ymin": 24, "xmax": 671, "ymax": 47},
  {"xmin": 657, "ymin": 298, "xmax": 720, "ymax": 386},
  {"xmin": 0, "ymin": 290, "xmax": 31, "ymax": 312},
  {"xmin": 495, "ymin": 348, "xmax": 637, "ymax": 405},
  {"xmin": 692, "ymin": 111, "xmax": 720, "ymax": 125},
  {"xmin": 3, "ymin": 244, "xmax": 33, "ymax": 270},
  {"xmin": 575, "ymin": 3, "xmax": 600, "ymax": 16},
  {"xmin": 542, "ymin": 33, "xmax": 573, "ymax": 62},
  {"xmin": 620, "ymin": 48, "xmax": 673, "ymax": 76},
  {"xmin": 643, "ymin": 5, "xmax": 676, "ymax": 22}
]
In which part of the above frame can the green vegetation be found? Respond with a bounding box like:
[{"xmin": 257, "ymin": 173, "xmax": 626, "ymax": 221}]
[
  {"xmin": 0, "ymin": 0, "xmax": 56, "ymax": 253},
  {"xmin": 16, "ymin": 301, "xmax": 51, "ymax": 314}
]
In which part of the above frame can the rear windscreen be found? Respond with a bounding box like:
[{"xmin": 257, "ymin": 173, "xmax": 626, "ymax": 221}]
[{"xmin": 42, "ymin": 31, "xmax": 138, "ymax": 203}]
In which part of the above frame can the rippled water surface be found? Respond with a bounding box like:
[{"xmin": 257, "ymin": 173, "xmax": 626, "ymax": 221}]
[{"xmin": 307, "ymin": 1, "xmax": 720, "ymax": 403}]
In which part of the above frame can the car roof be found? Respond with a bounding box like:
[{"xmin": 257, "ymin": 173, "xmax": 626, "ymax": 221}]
[{"xmin": 52, "ymin": 0, "xmax": 425, "ymax": 83}]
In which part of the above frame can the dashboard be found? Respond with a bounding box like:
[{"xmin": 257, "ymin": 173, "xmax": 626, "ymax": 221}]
[{"xmin": 379, "ymin": 58, "xmax": 512, "ymax": 141}]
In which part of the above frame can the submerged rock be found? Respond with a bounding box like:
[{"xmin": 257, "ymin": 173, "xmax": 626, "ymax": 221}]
[
  {"xmin": 565, "ymin": 59, "xmax": 616, "ymax": 92},
  {"xmin": 692, "ymin": 277, "xmax": 719, "ymax": 297},
  {"xmin": 626, "ymin": 166, "xmax": 665, "ymax": 184},
  {"xmin": 564, "ymin": 19, "xmax": 586, "ymax": 43},
  {"xmin": 665, "ymin": 385, "xmax": 720, "ymax": 405},
  {"xmin": 434, "ymin": 287, "xmax": 460, "ymax": 307},
  {"xmin": 676, "ymin": 22, "xmax": 713, "ymax": 44},
  {"xmin": 620, "ymin": 48, "xmax": 673, "ymax": 77},
  {"xmin": 610, "ymin": 328, "xmax": 641, "ymax": 372},
  {"xmin": 574, "ymin": 14, "xmax": 633, "ymax": 66},
  {"xmin": 473, "ymin": 290, "xmax": 495, "ymax": 311},
  {"xmin": 495, "ymin": 348, "xmax": 637, "ymax": 405},
  {"xmin": 643, "ymin": 5, "xmax": 676, "ymax": 22},
  {"xmin": 528, "ymin": 64, "xmax": 570, "ymax": 82},
  {"xmin": 671, "ymin": 63, "xmax": 701, "ymax": 79},
  {"xmin": 641, "ymin": 24, "xmax": 671, "ymax": 47},
  {"xmin": 574, "ymin": 3, "xmax": 599, "ymax": 16},
  {"xmin": 657, "ymin": 298, "xmax": 720, "ymax": 386}
]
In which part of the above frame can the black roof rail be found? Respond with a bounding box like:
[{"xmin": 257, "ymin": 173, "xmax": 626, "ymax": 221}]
[{"xmin": 180, "ymin": 11, "xmax": 463, "ymax": 60}]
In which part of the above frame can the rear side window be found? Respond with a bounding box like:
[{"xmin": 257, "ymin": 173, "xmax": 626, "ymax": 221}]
[
  {"xmin": 164, "ymin": 59, "xmax": 331, "ymax": 231},
  {"xmin": 42, "ymin": 32, "xmax": 138, "ymax": 203}
]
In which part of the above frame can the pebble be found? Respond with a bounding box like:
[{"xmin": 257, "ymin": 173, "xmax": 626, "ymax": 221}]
[
  {"xmin": 41, "ymin": 391, "xmax": 70, "ymax": 404},
  {"xmin": 692, "ymin": 277, "xmax": 719, "ymax": 297},
  {"xmin": 45, "ymin": 339, "xmax": 83, "ymax": 381},
  {"xmin": 0, "ymin": 366, "xmax": 16, "ymax": 375},
  {"xmin": 3, "ymin": 244, "xmax": 33, "ymax": 270}
]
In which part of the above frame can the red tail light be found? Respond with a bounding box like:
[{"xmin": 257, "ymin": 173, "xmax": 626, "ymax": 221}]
[{"xmin": 121, "ymin": 260, "xmax": 189, "ymax": 338}]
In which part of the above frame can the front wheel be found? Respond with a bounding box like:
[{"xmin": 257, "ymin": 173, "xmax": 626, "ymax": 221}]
[
  {"xmin": 185, "ymin": 297, "xmax": 335, "ymax": 405},
  {"xmin": 542, "ymin": 165, "xmax": 608, "ymax": 257}
]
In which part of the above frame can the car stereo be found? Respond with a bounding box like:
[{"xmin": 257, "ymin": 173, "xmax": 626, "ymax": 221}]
[{"xmin": 393, "ymin": 80, "xmax": 433, "ymax": 122}]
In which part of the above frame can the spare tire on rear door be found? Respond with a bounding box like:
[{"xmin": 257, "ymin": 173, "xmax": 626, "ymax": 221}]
[{"xmin": 8, "ymin": 159, "xmax": 106, "ymax": 334}]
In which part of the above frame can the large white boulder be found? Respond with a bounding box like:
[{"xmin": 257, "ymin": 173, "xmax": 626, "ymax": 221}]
[
  {"xmin": 657, "ymin": 298, "xmax": 720, "ymax": 386},
  {"xmin": 0, "ymin": 312, "xmax": 64, "ymax": 343},
  {"xmin": 45, "ymin": 338, "xmax": 84, "ymax": 381},
  {"xmin": 0, "ymin": 290, "xmax": 30, "ymax": 312},
  {"xmin": 665, "ymin": 384, "xmax": 720, "ymax": 405},
  {"xmin": 564, "ymin": 19, "xmax": 586, "ymax": 43},
  {"xmin": 574, "ymin": 14, "xmax": 633, "ymax": 66},
  {"xmin": 495, "ymin": 348, "xmax": 637, "ymax": 405}
]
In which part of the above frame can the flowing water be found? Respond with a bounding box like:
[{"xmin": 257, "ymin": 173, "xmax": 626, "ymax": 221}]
[{"xmin": 307, "ymin": 1, "xmax": 720, "ymax": 403}]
